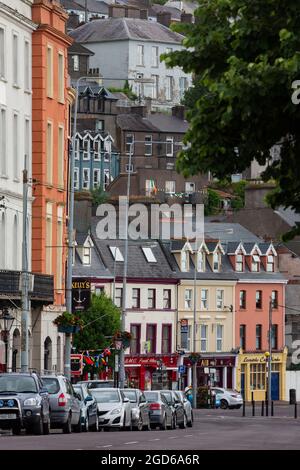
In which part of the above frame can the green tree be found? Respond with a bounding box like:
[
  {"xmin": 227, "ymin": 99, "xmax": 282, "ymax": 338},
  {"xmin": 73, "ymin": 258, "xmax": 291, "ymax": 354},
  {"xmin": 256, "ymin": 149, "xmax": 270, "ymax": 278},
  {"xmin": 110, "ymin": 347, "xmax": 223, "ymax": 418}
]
[
  {"xmin": 73, "ymin": 294, "xmax": 121, "ymax": 352},
  {"xmin": 91, "ymin": 186, "xmax": 109, "ymax": 206},
  {"xmin": 162, "ymin": 0, "xmax": 300, "ymax": 240},
  {"xmin": 204, "ymin": 188, "xmax": 221, "ymax": 216}
]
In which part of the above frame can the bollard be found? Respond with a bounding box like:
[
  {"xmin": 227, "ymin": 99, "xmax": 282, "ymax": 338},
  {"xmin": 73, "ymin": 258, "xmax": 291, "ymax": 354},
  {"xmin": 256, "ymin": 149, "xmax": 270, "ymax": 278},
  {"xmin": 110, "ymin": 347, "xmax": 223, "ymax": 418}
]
[
  {"xmin": 266, "ymin": 400, "xmax": 269, "ymax": 417},
  {"xmin": 261, "ymin": 401, "xmax": 264, "ymax": 416},
  {"xmin": 242, "ymin": 400, "xmax": 245, "ymax": 417},
  {"xmin": 271, "ymin": 401, "xmax": 274, "ymax": 417},
  {"xmin": 252, "ymin": 399, "xmax": 255, "ymax": 417},
  {"xmin": 295, "ymin": 402, "xmax": 297, "ymax": 419}
]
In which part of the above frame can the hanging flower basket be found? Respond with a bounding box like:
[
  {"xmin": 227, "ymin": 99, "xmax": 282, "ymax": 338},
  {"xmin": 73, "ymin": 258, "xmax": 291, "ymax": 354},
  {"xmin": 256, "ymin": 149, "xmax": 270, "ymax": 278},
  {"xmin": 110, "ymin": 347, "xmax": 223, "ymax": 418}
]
[
  {"xmin": 113, "ymin": 331, "xmax": 132, "ymax": 349},
  {"xmin": 53, "ymin": 311, "xmax": 83, "ymax": 334},
  {"xmin": 188, "ymin": 353, "xmax": 201, "ymax": 364}
]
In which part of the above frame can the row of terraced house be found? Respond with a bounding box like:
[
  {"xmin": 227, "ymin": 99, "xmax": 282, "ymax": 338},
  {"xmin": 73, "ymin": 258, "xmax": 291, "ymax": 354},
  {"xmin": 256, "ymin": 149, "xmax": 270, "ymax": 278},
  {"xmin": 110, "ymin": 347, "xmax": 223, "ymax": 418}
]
[{"xmin": 73, "ymin": 219, "xmax": 288, "ymax": 401}]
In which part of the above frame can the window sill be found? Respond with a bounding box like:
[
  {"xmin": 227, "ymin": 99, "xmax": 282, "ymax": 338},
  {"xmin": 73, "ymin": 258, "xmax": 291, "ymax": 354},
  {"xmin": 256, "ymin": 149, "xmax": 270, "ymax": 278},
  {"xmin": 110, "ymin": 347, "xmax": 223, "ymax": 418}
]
[
  {"xmin": 0, "ymin": 174, "xmax": 8, "ymax": 179},
  {"xmin": 58, "ymin": 99, "xmax": 65, "ymax": 105},
  {"xmin": 13, "ymin": 177, "xmax": 20, "ymax": 183},
  {"xmin": 12, "ymin": 84, "xmax": 21, "ymax": 89},
  {"xmin": 24, "ymin": 89, "xmax": 32, "ymax": 95},
  {"xmin": 0, "ymin": 77, "xmax": 7, "ymax": 83}
]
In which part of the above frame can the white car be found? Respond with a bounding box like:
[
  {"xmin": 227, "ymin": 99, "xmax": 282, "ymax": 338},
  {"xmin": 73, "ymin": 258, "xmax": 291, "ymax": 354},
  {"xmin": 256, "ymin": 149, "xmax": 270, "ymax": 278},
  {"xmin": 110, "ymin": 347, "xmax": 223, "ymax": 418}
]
[
  {"xmin": 212, "ymin": 387, "xmax": 243, "ymax": 409},
  {"xmin": 90, "ymin": 388, "xmax": 132, "ymax": 430}
]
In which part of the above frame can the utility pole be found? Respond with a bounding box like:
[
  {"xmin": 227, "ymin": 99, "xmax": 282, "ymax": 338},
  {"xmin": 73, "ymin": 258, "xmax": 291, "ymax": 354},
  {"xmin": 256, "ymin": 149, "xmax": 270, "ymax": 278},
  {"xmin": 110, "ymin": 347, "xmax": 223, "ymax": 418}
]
[
  {"xmin": 119, "ymin": 142, "xmax": 133, "ymax": 389},
  {"xmin": 65, "ymin": 80, "xmax": 80, "ymax": 379},
  {"xmin": 192, "ymin": 251, "xmax": 197, "ymax": 409},
  {"xmin": 21, "ymin": 158, "xmax": 30, "ymax": 372},
  {"xmin": 268, "ymin": 297, "xmax": 273, "ymax": 403}
]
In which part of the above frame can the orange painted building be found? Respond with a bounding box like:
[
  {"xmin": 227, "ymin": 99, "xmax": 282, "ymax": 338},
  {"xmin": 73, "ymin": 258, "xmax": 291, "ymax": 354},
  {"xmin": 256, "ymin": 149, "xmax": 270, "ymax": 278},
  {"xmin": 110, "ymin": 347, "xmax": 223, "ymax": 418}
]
[
  {"xmin": 32, "ymin": 0, "xmax": 73, "ymax": 307},
  {"xmin": 231, "ymin": 242, "xmax": 287, "ymax": 400}
]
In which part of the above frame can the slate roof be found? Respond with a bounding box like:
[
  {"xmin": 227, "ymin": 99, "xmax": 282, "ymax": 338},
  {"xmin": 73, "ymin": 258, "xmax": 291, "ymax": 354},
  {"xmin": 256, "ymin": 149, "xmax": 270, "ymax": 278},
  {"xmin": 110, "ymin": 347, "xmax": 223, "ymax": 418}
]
[
  {"xmin": 61, "ymin": 0, "xmax": 85, "ymax": 11},
  {"xmin": 204, "ymin": 222, "xmax": 261, "ymax": 243},
  {"xmin": 146, "ymin": 114, "xmax": 189, "ymax": 133},
  {"xmin": 73, "ymin": 232, "xmax": 112, "ymax": 278},
  {"xmin": 69, "ymin": 17, "xmax": 185, "ymax": 44},
  {"xmin": 90, "ymin": 218, "xmax": 177, "ymax": 279},
  {"xmin": 68, "ymin": 42, "xmax": 94, "ymax": 56},
  {"xmin": 75, "ymin": 0, "xmax": 109, "ymax": 14},
  {"xmin": 150, "ymin": 4, "xmax": 182, "ymax": 20},
  {"xmin": 117, "ymin": 114, "xmax": 159, "ymax": 132}
]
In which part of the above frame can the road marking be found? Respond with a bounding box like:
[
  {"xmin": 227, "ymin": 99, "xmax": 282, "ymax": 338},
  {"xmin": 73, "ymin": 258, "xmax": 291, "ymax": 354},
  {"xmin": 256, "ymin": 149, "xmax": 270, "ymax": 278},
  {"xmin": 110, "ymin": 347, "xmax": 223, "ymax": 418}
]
[
  {"xmin": 97, "ymin": 445, "xmax": 113, "ymax": 448},
  {"xmin": 149, "ymin": 438, "xmax": 160, "ymax": 441},
  {"xmin": 76, "ymin": 449, "xmax": 83, "ymax": 450},
  {"xmin": 124, "ymin": 441, "xmax": 138, "ymax": 445},
  {"xmin": 168, "ymin": 436, "xmax": 177, "ymax": 439},
  {"xmin": 184, "ymin": 435, "xmax": 193, "ymax": 437}
]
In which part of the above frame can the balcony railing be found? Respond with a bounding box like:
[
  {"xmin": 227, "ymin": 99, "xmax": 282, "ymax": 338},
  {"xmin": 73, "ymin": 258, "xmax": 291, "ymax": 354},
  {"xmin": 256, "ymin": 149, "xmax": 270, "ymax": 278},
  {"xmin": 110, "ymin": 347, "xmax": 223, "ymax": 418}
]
[{"xmin": 0, "ymin": 270, "xmax": 54, "ymax": 304}]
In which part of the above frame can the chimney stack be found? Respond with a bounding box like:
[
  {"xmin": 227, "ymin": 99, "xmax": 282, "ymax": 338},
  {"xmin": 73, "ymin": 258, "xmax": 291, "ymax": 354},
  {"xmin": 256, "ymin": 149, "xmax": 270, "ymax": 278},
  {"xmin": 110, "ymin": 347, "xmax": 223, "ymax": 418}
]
[
  {"xmin": 67, "ymin": 12, "xmax": 80, "ymax": 30},
  {"xmin": 108, "ymin": 5, "xmax": 126, "ymax": 18},
  {"xmin": 140, "ymin": 9, "xmax": 149, "ymax": 20},
  {"xmin": 172, "ymin": 105, "xmax": 186, "ymax": 121},
  {"xmin": 180, "ymin": 12, "xmax": 193, "ymax": 24},
  {"xmin": 156, "ymin": 11, "xmax": 172, "ymax": 28}
]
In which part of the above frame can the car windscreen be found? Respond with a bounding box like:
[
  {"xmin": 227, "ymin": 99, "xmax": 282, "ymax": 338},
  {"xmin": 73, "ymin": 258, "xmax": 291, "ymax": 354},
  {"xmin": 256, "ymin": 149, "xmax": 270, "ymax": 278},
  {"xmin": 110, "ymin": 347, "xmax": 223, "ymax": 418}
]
[
  {"xmin": 161, "ymin": 391, "xmax": 172, "ymax": 403},
  {"xmin": 41, "ymin": 378, "xmax": 60, "ymax": 394},
  {"xmin": 123, "ymin": 390, "xmax": 137, "ymax": 402},
  {"xmin": 91, "ymin": 390, "xmax": 120, "ymax": 403},
  {"xmin": 89, "ymin": 382, "xmax": 113, "ymax": 389},
  {"xmin": 73, "ymin": 387, "xmax": 84, "ymax": 400},
  {"xmin": 144, "ymin": 392, "xmax": 159, "ymax": 403},
  {"xmin": 0, "ymin": 375, "xmax": 37, "ymax": 393}
]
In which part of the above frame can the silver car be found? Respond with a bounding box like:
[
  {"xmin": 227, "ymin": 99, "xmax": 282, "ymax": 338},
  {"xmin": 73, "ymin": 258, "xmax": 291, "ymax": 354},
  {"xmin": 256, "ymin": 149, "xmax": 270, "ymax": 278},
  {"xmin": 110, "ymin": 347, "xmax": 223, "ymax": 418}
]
[
  {"xmin": 73, "ymin": 383, "xmax": 98, "ymax": 432},
  {"xmin": 90, "ymin": 388, "xmax": 132, "ymax": 430},
  {"xmin": 144, "ymin": 390, "xmax": 173, "ymax": 430},
  {"xmin": 121, "ymin": 389, "xmax": 151, "ymax": 431},
  {"xmin": 77, "ymin": 380, "xmax": 114, "ymax": 389},
  {"xmin": 41, "ymin": 375, "xmax": 81, "ymax": 433},
  {"xmin": 173, "ymin": 390, "xmax": 193, "ymax": 427},
  {"xmin": 212, "ymin": 387, "xmax": 243, "ymax": 409}
]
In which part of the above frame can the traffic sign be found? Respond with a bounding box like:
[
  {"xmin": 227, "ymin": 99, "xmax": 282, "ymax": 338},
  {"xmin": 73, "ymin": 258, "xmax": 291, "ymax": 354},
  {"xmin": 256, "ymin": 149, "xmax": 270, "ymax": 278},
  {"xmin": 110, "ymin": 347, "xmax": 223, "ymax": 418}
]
[{"xmin": 178, "ymin": 365, "xmax": 186, "ymax": 374}]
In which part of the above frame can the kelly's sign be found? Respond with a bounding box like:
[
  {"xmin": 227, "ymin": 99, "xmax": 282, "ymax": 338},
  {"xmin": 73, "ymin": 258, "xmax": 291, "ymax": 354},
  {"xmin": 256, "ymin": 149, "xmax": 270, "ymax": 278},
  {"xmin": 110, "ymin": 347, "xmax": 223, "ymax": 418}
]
[{"xmin": 72, "ymin": 278, "xmax": 91, "ymax": 313}]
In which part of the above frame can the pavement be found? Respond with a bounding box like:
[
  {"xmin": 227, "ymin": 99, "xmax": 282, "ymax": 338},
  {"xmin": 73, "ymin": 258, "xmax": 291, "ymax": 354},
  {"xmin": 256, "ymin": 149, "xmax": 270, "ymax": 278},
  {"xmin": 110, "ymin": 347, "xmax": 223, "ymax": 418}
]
[{"xmin": 0, "ymin": 404, "xmax": 299, "ymax": 450}]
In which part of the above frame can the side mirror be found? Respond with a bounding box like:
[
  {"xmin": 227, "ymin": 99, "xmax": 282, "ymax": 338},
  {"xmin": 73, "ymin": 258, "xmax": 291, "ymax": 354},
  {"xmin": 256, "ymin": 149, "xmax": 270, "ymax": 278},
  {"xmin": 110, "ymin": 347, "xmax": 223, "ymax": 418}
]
[
  {"xmin": 85, "ymin": 395, "xmax": 93, "ymax": 403},
  {"xmin": 40, "ymin": 387, "xmax": 48, "ymax": 395},
  {"xmin": 123, "ymin": 397, "xmax": 130, "ymax": 403},
  {"xmin": 75, "ymin": 393, "xmax": 82, "ymax": 401}
]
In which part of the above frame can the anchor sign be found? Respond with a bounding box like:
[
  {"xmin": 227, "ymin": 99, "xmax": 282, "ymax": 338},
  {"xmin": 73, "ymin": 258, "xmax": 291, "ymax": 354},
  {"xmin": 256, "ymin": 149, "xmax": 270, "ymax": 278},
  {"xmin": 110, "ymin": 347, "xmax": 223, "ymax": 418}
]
[{"xmin": 72, "ymin": 278, "xmax": 91, "ymax": 312}]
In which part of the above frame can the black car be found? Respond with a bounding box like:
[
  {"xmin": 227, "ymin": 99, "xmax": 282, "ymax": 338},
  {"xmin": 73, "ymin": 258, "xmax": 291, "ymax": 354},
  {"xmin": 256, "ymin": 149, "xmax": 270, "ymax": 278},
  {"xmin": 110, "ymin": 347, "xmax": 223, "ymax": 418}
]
[{"xmin": 0, "ymin": 372, "xmax": 50, "ymax": 435}]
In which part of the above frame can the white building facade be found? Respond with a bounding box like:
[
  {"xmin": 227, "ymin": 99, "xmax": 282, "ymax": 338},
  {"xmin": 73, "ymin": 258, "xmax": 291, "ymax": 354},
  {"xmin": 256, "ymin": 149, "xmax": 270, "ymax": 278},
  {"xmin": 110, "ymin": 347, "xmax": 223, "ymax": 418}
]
[
  {"xmin": 0, "ymin": 0, "xmax": 36, "ymax": 371},
  {"xmin": 0, "ymin": 0, "xmax": 35, "ymax": 271},
  {"xmin": 70, "ymin": 17, "xmax": 192, "ymax": 110}
]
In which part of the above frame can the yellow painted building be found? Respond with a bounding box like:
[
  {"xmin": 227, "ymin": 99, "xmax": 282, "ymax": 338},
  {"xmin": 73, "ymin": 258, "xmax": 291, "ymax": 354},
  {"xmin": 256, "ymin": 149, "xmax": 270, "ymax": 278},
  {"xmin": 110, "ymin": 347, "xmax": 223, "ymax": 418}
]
[{"xmin": 236, "ymin": 349, "xmax": 287, "ymax": 401}]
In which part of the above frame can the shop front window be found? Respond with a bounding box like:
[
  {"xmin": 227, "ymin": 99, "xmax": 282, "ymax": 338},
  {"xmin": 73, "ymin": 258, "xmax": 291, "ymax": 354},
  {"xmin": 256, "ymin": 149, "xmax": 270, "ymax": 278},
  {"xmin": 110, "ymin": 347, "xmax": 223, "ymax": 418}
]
[{"xmin": 250, "ymin": 363, "xmax": 266, "ymax": 390}]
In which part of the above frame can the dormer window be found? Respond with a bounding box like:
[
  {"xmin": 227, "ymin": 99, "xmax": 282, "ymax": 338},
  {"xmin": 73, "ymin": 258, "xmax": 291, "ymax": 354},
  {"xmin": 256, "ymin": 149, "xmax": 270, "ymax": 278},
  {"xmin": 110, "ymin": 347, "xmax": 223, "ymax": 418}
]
[
  {"xmin": 109, "ymin": 246, "xmax": 124, "ymax": 262},
  {"xmin": 236, "ymin": 254, "xmax": 243, "ymax": 272},
  {"xmin": 213, "ymin": 252, "xmax": 220, "ymax": 272},
  {"xmin": 83, "ymin": 246, "xmax": 91, "ymax": 265},
  {"xmin": 251, "ymin": 255, "xmax": 260, "ymax": 272},
  {"xmin": 181, "ymin": 250, "xmax": 189, "ymax": 272},
  {"xmin": 266, "ymin": 255, "xmax": 274, "ymax": 272},
  {"xmin": 197, "ymin": 251, "xmax": 205, "ymax": 272}
]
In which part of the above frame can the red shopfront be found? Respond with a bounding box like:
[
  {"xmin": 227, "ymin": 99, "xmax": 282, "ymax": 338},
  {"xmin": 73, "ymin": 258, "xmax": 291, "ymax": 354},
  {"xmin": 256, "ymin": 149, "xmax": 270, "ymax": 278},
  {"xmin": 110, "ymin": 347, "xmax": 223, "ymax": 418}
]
[
  {"xmin": 183, "ymin": 356, "xmax": 237, "ymax": 389},
  {"xmin": 125, "ymin": 354, "xmax": 179, "ymax": 391}
]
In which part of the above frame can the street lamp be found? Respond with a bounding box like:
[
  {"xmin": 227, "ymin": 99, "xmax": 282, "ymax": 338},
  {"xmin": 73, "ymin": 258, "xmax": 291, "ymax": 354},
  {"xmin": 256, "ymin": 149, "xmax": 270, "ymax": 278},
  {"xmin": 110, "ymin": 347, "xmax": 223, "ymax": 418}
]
[{"xmin": 0, "ymin": 309, "xmax": 15, "ymax": 372}]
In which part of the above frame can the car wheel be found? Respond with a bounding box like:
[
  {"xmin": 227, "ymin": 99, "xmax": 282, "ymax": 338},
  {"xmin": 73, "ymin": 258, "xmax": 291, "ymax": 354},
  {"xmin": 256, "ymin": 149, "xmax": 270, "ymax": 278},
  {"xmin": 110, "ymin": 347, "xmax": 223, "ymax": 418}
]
[
  {"xmin": 220, "ymin": 399, "xmax": 229, "ymax": 409},
  {"xmin": 83, "ymin": 416, "xmax": 89, "ymax": 432},
  {"xmin": 43, "ymin": 416, "xmax": 50, "ymax": 435},
  {"xmin": 179, "ymin": 413, "xmax": 187, "ymax": 429},
  {"xmin": 142, "ymin": 417, "xmax": 151, "ymax": 431},
  {"xmin": 236, "ymin": 405, "xmax": 242, "ymax": 409},
  {"xmin": 135, "ymin": 415, "xmax": 143, "ymax": 431},
  {"xmin": 91, "ymin": 417, "xmax": 99, "ymax": 432},
  {"xmin": 171, "ymin": 414, "xmax": 176, "ymax": 429},
  {"xmin": 33, "ymin": 416, "xmax": 44, "ymax": 435},
  {"xmin": 160, "ymin": 416, "xmax": 167, "ymax": 431},
  {"xmin": 73, "ymin": 414, "xmax": 82, "ymax": 433},
  {"xmin": 62, "ymin": 413, "xmax": 72, "ymax": 434},
  {"xmin": 12, "ymin": 425, "xmax": 21, "ymax": 436}
]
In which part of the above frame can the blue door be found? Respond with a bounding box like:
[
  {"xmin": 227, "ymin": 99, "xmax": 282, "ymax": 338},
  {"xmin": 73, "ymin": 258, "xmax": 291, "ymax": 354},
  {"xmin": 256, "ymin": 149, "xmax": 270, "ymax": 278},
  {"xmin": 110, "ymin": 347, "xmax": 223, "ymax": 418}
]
[{"xmin": 271, "ymin": 373, "xmax": 280, "ymax": 400}]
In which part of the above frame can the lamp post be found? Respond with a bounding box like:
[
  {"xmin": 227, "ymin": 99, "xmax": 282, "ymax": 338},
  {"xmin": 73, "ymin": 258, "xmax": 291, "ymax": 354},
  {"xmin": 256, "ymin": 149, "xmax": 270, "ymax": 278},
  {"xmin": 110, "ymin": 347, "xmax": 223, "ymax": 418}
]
[{"xmin": 0, "ymin": 309, "xmax": 15, "ymax": 372}]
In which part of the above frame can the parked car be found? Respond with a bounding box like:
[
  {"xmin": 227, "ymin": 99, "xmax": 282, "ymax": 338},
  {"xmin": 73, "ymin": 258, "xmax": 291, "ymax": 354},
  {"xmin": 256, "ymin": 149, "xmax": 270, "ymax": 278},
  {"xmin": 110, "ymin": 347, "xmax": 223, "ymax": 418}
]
[
  {"xmin": 144, "ymin": 390, "xmax": 173, "ymax": 430},
  {"xmin": 77, "ymin": 380, "xmax": 114, "ymax": 389},
  {"xmin": 173, "ymin": 390, "xmax": 193, "ymax": 427},
  {"xmin": 41, "ymin": 374, "xmax": 82, "ymax": 433},
  {"xmin": 73, "ymin": 383, "xmax": 98, "ymax": 432},
  {"xmin": 211, "ymin": 387, "xmax": 243, "ymax": 409},
  {"xmin": 90, "ymin": 388, "xmax": 132, "ymax": 430},
  {"xmin": 0, "ymin": 372, "xmax": 50, "ymax": 435},
  {"xmin": 121, "ymin": 388, "xmax": 151, "ymax": 431},
  {"xmin": 161, "ymin": 390, "xmax": 186, "ymax": 429}
]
